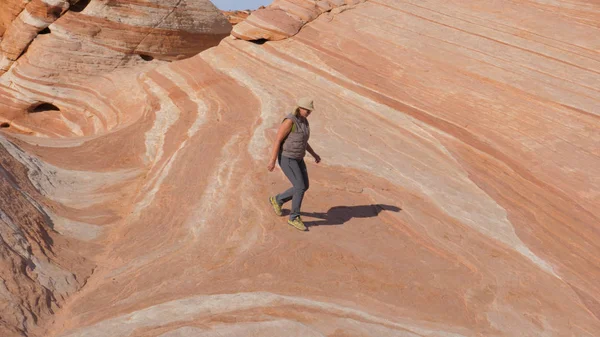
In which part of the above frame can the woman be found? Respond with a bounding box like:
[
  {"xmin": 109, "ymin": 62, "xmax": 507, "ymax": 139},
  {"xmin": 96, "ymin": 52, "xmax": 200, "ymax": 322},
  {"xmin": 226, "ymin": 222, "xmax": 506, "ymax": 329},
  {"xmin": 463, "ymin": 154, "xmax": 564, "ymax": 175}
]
[{"xmin": 267, "ymin": 97, "xmax": 321, "ymax": 231}]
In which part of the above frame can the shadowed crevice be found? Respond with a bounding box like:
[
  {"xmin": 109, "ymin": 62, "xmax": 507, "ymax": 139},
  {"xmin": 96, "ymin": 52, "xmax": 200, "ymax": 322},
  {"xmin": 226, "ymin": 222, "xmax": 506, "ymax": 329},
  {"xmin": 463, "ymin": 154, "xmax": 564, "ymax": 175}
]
[
  {"xmin": 250, "ymin": 38, "xmax": 268, "ymax": 45},
  {"xmin": 70, "ymin": 0, "xmax": 92, "ymax": 13},
  {"xmin": 28, "ymin": 103, "xmax": 60, "ymax": 113},
  {"xmin": 139, "ymin": 54, "xmax": 154, "ymax": 61}
]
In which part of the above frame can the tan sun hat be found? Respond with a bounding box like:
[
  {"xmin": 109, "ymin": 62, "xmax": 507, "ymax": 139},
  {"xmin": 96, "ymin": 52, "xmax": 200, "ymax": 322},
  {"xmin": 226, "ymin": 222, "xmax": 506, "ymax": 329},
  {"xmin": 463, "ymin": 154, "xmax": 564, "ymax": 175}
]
[{"xmin": 297, "ymin": 97, "xmax": 314, "ymax": 111}]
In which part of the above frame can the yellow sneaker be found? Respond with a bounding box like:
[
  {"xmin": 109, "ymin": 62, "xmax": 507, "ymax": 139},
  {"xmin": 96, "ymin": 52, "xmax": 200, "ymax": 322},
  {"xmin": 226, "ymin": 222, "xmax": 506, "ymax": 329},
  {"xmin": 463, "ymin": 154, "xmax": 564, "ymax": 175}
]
[
  {"xmin": 287, "ymin": 217, "xmax": 307, "ymax": 231},
  {"xmin": 269, "ymin": 196, "xmax": 282, "ymax": 216}
]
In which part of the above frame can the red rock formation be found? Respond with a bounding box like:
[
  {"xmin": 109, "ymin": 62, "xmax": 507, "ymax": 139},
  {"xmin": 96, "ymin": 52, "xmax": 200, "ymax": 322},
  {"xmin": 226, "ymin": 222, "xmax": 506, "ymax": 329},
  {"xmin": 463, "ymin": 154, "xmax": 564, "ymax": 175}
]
[
  {"xmin": 0, "ymin": 0, "xmax": 232, "ymax": 136},
  {"xmin": 222, "ymin": 10, "xmax": 251, "ymax": 26},
  {"xmin": 0, "ymin": 138, "xmax": 94, "ymax": 337},
  {"xmin": 0, "ymin": 0, "xmax": 29, "ymax": 38},
  {"xmin": 0, "ymin": 0, "xmax": 69, "ymax": 74},
  {"xmin": 1, "ymin": 0, "xmax": 600, "ymax": 336},
  {"xmin": 232, "ymin": 0, "xmax": 366, "ymax": 41},
  {"xmin": 0, "ymin": 1, "xmax": 231, "ymax": 336}
]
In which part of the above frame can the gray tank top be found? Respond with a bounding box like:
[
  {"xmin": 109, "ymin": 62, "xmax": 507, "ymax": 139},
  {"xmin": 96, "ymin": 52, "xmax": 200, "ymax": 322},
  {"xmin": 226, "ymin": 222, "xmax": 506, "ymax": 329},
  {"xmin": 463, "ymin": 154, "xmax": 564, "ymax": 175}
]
[{"xmin": 281, "ymin": 113, "xmax": 310, "ymax": 159}]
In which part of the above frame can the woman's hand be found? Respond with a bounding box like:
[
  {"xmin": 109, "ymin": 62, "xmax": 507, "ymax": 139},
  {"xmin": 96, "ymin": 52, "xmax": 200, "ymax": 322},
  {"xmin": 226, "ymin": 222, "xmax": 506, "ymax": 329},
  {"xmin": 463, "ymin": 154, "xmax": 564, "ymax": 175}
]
[
  {"xmin": 267, "ymin": 160, "xmax": 276, "ymax": 172},
  {"xmin": 306, "ymin": 143, "xmax": 320, "ymax": 164}
]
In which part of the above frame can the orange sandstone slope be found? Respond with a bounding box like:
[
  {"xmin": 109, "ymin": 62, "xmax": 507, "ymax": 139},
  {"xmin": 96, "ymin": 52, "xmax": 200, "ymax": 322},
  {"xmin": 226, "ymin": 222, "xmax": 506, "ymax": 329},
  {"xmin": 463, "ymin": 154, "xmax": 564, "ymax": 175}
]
[
  {"xmin": 2, "ymin": 0, "xmax": 600, "ymax": 336},
  {"xmin": 0, "ymin": 0, "xmax": 231, "ymax": 135},
  {"xmin": 0, "ymin": 0, "xmax": 230, "ymax": 336}
]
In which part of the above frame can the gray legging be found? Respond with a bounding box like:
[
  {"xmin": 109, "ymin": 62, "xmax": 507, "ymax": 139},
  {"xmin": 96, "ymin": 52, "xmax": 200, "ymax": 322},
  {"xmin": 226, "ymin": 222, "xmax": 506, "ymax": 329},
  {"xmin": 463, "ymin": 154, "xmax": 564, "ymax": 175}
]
[{"xmin": 276, "ymin": 154, "xmax": 309, "ymax": 220}]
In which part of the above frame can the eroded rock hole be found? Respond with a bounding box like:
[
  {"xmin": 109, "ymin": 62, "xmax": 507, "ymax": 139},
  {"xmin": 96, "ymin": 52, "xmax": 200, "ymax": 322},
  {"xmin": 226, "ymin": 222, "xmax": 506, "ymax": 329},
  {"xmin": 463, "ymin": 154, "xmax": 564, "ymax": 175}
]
[
  {"xmin": 39, "ymin": 27, "xmax": 51, "ymax": 35},
  {"xmin": 0, "ymin": 123, "xmax": 10, "ymax": 128},
  {"xmin": 139, "ymin": 54, "xmax": 154, "ymax": 61},
  {"xmin": 251, "ymin": 39, "xmax": 268, "ymax": 45},
  {"xmin": 29, "ymin": 103, "xmax": 60, "ymax": 113},
  {"xmin": 70, "ymin": 0, "xmax": 91, "ymax": 13}
]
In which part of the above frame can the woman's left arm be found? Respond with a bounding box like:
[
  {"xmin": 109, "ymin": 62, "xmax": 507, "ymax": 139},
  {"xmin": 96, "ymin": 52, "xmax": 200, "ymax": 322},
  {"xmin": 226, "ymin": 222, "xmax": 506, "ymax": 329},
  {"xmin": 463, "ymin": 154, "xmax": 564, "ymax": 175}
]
[{"xmin": 306, "ymin": 143, "xmax": 321, "ymax": 163}]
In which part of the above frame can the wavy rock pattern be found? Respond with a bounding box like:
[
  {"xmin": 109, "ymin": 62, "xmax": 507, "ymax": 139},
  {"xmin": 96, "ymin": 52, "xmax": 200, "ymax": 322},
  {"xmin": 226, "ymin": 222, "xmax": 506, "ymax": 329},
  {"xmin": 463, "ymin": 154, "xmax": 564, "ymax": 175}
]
[
  {"xmin": 1, "ymin": 0, "xmax": 600, "ymax": 336},
  {"xmin": 0, "ymin": 1, "xmax": 230, "ymax": 336},
  {"xmin": 0, "ymin": 0, "xmax": 231, "ymax": 135},
  {"xmin": 232, "ymin": 0, "xmax": 367, "ymax": 41},
  {"xmin": 0, "ymin": 137, "xmax": 94, "ymax": 337},
  {"xmin": 222, "ymin": 10, "xmax": 251, "ymax": 26}
]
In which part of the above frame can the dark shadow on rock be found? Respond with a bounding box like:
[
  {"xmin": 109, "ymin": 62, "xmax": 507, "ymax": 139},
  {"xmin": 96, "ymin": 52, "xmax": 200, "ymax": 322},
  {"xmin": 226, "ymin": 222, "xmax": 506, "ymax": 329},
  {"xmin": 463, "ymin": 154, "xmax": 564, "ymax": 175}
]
[
  {"xmin": 70, "ymin": 0, "xmax": 91, "ymax": 12},
  {"xmin": 300, "ymin": 204, "xmax": 401, "ymax": 227}
]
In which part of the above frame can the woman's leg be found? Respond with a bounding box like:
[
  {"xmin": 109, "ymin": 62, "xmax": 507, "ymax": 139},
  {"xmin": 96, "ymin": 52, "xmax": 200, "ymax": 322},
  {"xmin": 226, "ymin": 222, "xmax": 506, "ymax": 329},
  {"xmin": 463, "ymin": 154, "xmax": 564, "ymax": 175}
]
[
  {"xmin": 299, "ymin": 159, "xmax": 309, "ymax": 192},
  {"xmin": 275, "ymin": 155, "xmax": 294, "ymax": 205},
  {"xmin": 290, "ymin": 159, "xmax": 309, "ymax": 219},
  {"xmin": 276, "ymin": 156, "xmax": 307, "ymax": 219}
]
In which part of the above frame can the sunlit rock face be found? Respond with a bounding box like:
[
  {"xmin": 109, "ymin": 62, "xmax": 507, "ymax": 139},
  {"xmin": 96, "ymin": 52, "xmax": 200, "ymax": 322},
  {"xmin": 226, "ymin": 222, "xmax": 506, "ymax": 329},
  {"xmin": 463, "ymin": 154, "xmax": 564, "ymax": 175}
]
[
  {"xmin": 1, "ymin": 0, "xmax": 600, "ymax": 337},
  {"xmin": 0, "ymin": 0, "xmax": 231, "ymax": 137},
  {"xmin": 222, "ymin": 10, "xmax": 252, "ymax": 26},
  {"xmin": 231, "ymin": 0, "xmax": 367, "ymax": 41},
  {"xmin": 0, "ymin": 1, "xmax": 231, "ymax": 336}
]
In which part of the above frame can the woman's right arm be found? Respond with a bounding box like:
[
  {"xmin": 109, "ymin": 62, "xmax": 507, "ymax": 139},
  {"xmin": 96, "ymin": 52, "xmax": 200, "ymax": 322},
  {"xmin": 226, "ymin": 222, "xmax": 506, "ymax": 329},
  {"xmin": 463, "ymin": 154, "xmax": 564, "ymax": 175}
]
[{"xmin": 268, "ymin": 119, "xmax": 293, "ymax": 171}]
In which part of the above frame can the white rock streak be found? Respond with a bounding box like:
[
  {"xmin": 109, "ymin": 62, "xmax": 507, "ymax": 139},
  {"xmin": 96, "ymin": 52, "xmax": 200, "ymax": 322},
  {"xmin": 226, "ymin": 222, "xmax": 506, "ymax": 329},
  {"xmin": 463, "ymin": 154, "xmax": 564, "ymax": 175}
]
[
  {"xmin": 61, "ymin": 292, "xmax": 467, "ymax": 337},
  {"xmin": 20, "ymin": 10, "xmax": 49, "ymax": 29},
  {"xmin": 133, "ymin": 69, "xmax": 207, "ymax": 219},
  {"xmin": 206, "ymin": 38, "xmax": 559, "ymax": 277}
]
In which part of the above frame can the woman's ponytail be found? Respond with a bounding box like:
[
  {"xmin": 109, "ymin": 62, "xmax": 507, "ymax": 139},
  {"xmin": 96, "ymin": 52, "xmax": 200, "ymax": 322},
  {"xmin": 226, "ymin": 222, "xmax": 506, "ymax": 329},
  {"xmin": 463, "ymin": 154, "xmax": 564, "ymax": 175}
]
[{"xmin": 292, "ymin": 106, "xmax": 300, "ymax": 117}]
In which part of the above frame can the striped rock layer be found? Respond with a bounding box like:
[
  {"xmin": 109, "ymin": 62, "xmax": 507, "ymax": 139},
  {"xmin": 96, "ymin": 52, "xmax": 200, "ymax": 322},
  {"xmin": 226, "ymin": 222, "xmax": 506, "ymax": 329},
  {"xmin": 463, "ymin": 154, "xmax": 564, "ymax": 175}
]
[
  {"xmin": 222, "ymin": 10, "xmax": 251, "ymax": 26},
  {"xmin": 232, "ymin": 0, "xmax": 367, "ymax": 41},
  {"xmin": 0, "ymin": 0, "xmax": 231, "ymax": 135},
  {"xmin": 1, "ymin": 0, "xmax": 600, "ymax": 337},
  {"xmin": 0, "ymin": 0, "xmax": 230, "ymax": 336}
]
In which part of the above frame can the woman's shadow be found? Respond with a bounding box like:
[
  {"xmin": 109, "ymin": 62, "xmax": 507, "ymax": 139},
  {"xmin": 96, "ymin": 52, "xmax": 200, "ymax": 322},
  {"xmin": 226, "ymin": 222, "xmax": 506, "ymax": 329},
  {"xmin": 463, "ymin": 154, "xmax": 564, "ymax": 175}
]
[{"xmin": 285, "ymin": 204, "xmax": 401, "ymax": 227}]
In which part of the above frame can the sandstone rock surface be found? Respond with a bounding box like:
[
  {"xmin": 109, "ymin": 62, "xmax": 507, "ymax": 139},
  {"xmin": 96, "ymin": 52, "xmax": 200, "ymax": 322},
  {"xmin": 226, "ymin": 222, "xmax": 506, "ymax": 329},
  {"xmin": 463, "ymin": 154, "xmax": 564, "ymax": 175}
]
[
  {"xmin": 0, "ymin": 138, "xmax": 94, "ymax": 337},
  {"xmin": 0, "ymin": 0, "xmax": 231, "ymax": 135},
  {"xmin": 0, "ymin": 0, "xmax": 230, "ymax": 335},
  {"xmin": 1, "ymin": 0, "xmax": 600, "ymax": 336},
  {"xmin": 232, "ymin": 0, "xmax": 367, "ymax": 41},
  {"xmin": 222, "ymin": 10, "xmax": 251, "ymax": 26}
]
